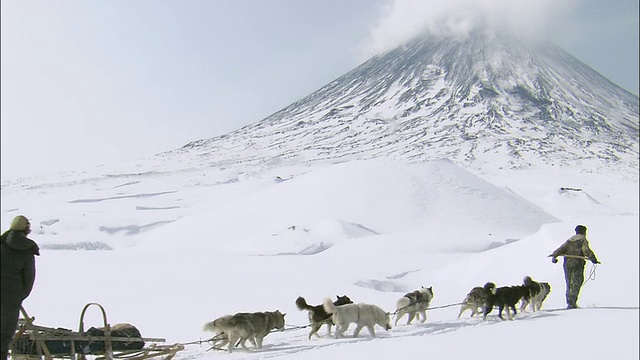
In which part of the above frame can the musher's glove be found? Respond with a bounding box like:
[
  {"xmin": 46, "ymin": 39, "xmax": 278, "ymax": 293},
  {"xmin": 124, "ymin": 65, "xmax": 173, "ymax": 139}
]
[
  {"xmin": 591, "ymin": 258, "xmax": 600, "ymax": 264},
  {"xmin": 551, "ymin": 257, "xmax": 558, "ymax": 264}
]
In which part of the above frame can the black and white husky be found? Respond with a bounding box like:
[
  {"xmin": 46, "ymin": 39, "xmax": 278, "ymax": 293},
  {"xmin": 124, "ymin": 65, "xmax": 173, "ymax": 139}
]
[
  {"xmin": 296, "ymin": 295, "xmax": 353, "ymax": 339},
  {"xmin": 394, "ymin": 286, "xmax": 434, "ymax": 325},
  {"xmin": 520, "ymin": 276, "xmax": 551, "ymax": 312}
]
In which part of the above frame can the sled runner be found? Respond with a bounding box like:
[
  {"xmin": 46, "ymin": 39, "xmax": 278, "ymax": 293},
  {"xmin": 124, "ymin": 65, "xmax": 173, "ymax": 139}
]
[{"xmin": 10, "ymin": 303, "xmax": 184, "ymax": 360}]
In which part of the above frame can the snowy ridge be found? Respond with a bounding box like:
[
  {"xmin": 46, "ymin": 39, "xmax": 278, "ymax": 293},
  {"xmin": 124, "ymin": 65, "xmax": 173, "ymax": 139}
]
[{"xmin": 0, "ymin": 159, "xmax": 562, "ymax": 252}]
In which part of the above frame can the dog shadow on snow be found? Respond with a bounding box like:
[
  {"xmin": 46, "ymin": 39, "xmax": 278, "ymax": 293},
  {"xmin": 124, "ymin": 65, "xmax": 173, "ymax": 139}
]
[
  {"xmin": 206, "ymin": 336, "xmax": 387, "ymax": 358},
  {"xmin": 374, "ymin": 310, "xmax": 565, "ymax": 341},
  {"xmin": 261, "ymin": 317, "xmax": 520, "ymax": 357},
  {"xmin": 390, "ymin": 316, "xmax": 519, "ymax": 338},
  {"xmin": 261, "ymin": 332, "xmax": 394, "ymax": 357}
]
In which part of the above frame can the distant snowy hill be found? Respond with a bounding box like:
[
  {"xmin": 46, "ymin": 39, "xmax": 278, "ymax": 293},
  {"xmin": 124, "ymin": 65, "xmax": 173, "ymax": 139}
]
[
  {"xmin": 0, "ymin": 159, "xmax": 560, "ymax": 252},
  {"xmin": 130, "ymin": 159, "xmax": 559, "ymax": 254}
]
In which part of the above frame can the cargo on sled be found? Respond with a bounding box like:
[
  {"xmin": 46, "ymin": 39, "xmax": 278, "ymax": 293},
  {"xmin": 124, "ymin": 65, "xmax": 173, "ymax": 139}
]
[{"xmin": 11, "ymin": 303, "xmax": 184, "ymax": 360}]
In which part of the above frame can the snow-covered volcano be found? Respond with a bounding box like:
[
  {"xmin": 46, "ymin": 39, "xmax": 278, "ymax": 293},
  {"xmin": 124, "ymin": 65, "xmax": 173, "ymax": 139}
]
[{"xmin": 173, "ymin": 31, "xmax": 638, "ymax": 175}]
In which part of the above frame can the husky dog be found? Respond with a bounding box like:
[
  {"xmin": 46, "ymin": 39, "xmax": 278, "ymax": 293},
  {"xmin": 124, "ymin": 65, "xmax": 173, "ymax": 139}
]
[
  {"xmin": 203, "ymin": 314, "xmax": 239, "ymax": 349},
  {"xmin": 483, "ymin": 282, "xmax": 528, "ymax": 320},
  {"xmin": 323, "ymin": 299, "xmax": 391, "ymax": 338},
  {"xmin": 457, "ymin": 286, "xmax": 487, "ymax": 318},
  {"xmin": 394, "ymin": 286, "xmax": 434, "ymax": 325},
  {"xmin": 535, "ymin": 282, "xmax": 551, "ymax": 310},
  {"xmin": 214, "ymin": 310, "xmax": 286, "ymax": 353},
  {"xmin": 295, "ymin": 295, "xmax": 353, "ymax": 339},
  {"xmin": 520, "ymin": 276, "xmax": 551, "ymax": 312},
  {"xmin": 203, "ymin": 314, "xmax": 259, "ymax": 350}
]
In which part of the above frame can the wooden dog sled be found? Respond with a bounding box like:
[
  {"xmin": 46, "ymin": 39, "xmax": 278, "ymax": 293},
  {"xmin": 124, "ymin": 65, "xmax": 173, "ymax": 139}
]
[{"xmin": 11, "ymin": 303, "xmax": 184, "ymax": 360}]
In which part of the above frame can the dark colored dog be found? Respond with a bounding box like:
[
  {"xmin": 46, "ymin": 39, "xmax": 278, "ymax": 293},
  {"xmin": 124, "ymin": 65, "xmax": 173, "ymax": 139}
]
[
  {"xmin": 296, "ymin": 295, "xmax": 353, "ymax": 339},
  {"xmin": 482, "ymin": 282, "xmax": 528, "ymax": 320}
]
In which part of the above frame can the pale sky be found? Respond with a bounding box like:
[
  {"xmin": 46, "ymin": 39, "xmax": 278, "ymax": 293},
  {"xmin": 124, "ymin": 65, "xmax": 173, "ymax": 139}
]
[{"xmin": 1, "ymin": 0, "xmax": 638, "ymax": 180}]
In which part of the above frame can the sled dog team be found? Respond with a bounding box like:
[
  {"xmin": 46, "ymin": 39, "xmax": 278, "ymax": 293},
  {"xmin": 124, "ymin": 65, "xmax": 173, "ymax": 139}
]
[
  {"xmin": 457, "ymin": 276, "xmax": 551, "ymax": 319},
  {"xmin": 204, "ymin": 276, "xmax": 549, "ymax": 353}
]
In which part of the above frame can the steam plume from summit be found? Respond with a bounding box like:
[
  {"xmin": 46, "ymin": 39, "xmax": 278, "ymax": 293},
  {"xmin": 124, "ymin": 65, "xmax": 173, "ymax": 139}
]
[{"xmin": 361, "ymin": 0, "xmax": 580, "ymax": 60}]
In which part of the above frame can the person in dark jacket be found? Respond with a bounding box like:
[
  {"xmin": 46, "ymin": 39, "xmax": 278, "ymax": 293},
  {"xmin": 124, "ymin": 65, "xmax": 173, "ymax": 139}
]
[
  {"xmin": 1, "ymin": 215, "xmax": 40, "ymax": 360},
  {"xmin": 549, "ymin": 225, "xmax": 599, "ymax": 309}
]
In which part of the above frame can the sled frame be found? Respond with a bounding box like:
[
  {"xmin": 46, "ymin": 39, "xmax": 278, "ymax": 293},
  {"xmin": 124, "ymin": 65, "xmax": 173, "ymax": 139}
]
[{"xmin": 11, "ymin": 303, "xmax": 184, "ymax": 360}]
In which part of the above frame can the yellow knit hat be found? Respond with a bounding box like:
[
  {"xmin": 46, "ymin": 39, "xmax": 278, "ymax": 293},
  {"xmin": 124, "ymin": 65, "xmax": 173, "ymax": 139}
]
[{"xmin": 10, "ymin": 215, "xmax": 30, "ymax": 231}]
